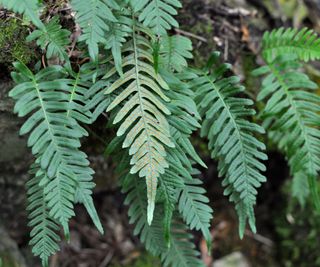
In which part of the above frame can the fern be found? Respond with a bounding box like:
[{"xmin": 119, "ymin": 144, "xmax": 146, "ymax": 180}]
[
  {"xmin": 105, "ymin": 20, "xmax": 174, "ymax": 224},
  {"xmin": 131, "ymin": 0, "xmax": 181, "ymax": 36},
  {"xmin": 27, "ymin": 165, "xmax": 60, "ymax": 267},
  {"xmin": 27, "ymin": 17, "xmax": 71, "ymax": 62},
  {"xmin": 262, "ymin": 27, "xmax": 320, "ymax": 63},
  {"xmin": 0, "ymin": 0, "xmax": 44, "ymax": 29},
  {"xmin": 159, "ymin": 35, "xmax": 193, "ymax": 72},
  {"xmin": 71, "ymin": 0, "xmax": 119, "ymax": 60},
  {"xmin": 194, "ymin": 52, "xmax": 267, "ymax": 237},
  {"xmin": 253, "ymin": 54, "xmax": 320, "ymax": 210}
]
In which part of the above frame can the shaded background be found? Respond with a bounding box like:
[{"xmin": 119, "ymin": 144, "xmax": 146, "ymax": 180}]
[{"xmin": 1, "ymin": 0, "xmax": 320, "ymax": 266}]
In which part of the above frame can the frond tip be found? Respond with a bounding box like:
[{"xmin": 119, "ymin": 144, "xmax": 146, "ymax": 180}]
[{"xmin": 105, "ymin": 22, "xmax": 174, "ymax": 224}]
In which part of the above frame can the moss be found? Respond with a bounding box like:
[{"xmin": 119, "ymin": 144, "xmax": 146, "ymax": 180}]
[
  {"xmin": 0, "ymin": 18, "xmax": 34, "ymax": 67},
  {"xmin": 111, "ymin": 252, "xmax": 161, "ymax": 267}
]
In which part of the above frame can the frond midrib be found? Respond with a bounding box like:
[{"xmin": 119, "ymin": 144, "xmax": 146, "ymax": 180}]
[{"xmin": 203, "ymin": 72, "xmax": 251, "ymax": 199}]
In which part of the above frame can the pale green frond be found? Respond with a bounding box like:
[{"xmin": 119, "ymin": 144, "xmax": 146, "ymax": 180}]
[{"xmin": 105, "ymin": 21, "xmax": 174, "ymax": 224}]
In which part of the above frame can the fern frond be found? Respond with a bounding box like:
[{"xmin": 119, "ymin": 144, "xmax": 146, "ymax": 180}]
[
  {"xmin": 161, "ymin": 219, "xmax": 205, "ymax": 267},
  {"xmin": 27, "ymin": 165, "xmax": 60, "ymax": 267},
  {"xmin": 130, "ymin": 0, "xmax": 181, "ymax": 36},
  {"xmin": 253, "ymin": 54, "xmax": 320, "ymax": 210},
  {"xmin": 27, "ymin": 17, "xmax": 70, "ymax": 62},
  {"xmin": 194, "ymin": 52, "xmax": 267, "ymax": 237},
  {"xmin": 104, "ymin": 13, "xmax": 132, "ymax": 75},
  {"xmin": 9, "ymin": 63, "xmax": 102, "ymax": 234},
  {"xmin": 0, "ymin": 0, "xmax": 44, "ymax": 29},
  {"xmin": 105, "ymin": 22, "xmax": 174, "ymax": 224},
  {"xmin": 159, "ymin": 35, "xmax": 193, "ymax": 72},
  {"xmin": 122, "ymin": 172, "xmax": 205, "ymax": 266},
  {"xmin": 262, "ymin": 27, "xmax": 320, "ymax": 62},
  {"xmin": 71, "ymin": 0, "xmax": 119, "ymax": 60}
]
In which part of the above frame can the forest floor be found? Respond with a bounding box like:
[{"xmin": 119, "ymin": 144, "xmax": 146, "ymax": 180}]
[{"xmin": 1, "ymin": 0, "xmax": 320, "ymax": 267}]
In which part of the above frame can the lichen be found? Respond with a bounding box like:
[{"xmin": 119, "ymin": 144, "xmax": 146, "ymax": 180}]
[{"xmin": 0, "ymin": 18, "xmax": 34, "ymax": 67}]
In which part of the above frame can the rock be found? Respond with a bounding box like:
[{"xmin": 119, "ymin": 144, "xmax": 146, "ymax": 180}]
[
  {"xmin": 0, "ymin": 225, "xmax": 27, "ymax": 267},
  {"xmin": 213, "ymin": 252, "xmax": 251, "ymax": 267}
]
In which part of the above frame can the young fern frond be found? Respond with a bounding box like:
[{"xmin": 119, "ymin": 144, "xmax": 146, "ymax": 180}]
[
  {"xmin": 0, "ymin": 0, "xmax": 44, "ymax": 29},
  {"xmin": 194, "ymin": 52, "xmax": 267, "ymax": 237},
  {"xmin": 262, "ymin": 27, "xmax": 320, "ymax": 62},
  {"xmin": 253, "ymin": 54, "xmax": 320, "ymax": 210},
  {"xmin": 105, "ymin": 21, "xmax": 174, "ymax": 225},
  {"xmin": 27, "ymin": 17, "xmax": 71, "ymax": 62},
  {"xmin": 27, "ymin": 165, "xmax": 60, "ymax": 267},
  {"xmin": 71, "ymin": 0, "xmax": 119, "ymax": 60},
  {"xmin": 130, "ymin": 0, "xmax": 181, "ymax": 36}
]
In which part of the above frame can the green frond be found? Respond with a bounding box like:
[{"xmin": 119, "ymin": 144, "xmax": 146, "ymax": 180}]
[
  {"xmin": 253, "ymin": 54, "xmax": 320, "ymax": 210},
  {"xmin": 71, "ymin": 0, "xmax": 120, "ymax": 60},
  {"xmin": 104, "ymin": 13, "xmax": 132, "ymax": 75},
  {"xmin": 194, "ymin": 52, "xmax": 267, "ymax": 237},
  {"xmin": 27, "ymin": 165, "xmax": 60, "ymax": 267},
  {"xmin": 159, "ymin": 35, "xmax": 193, "ymax": 72},
  {"xmin": 122, "ymin": 172, "xmax": 205, "ymax": 266},
  {"xmin": 10, "ymin": 63, "xmax": 102, "ymax": 234},
  {"xmin": 161, "ymin": 219, "xmax": 206, "ymax": 267},
  {"xmin": 178, "ymin": 177, "xmax": 213, "ymax": 248},
  {"xmin": 0, "ymin": 0, "xmax": 44, "ymax": 29},
  {"xmin": 105, "ymin": 22, "xmax": 174, "ymax": 224},
  {"xmin": 130, "ymin": 0, "xmax": 181, "ymax": 36},
  {"xmin": 262, "ymin": 27, "xmax": 320, "ymax": 63},
  {"xmin": 27, "ymin": 17, "xmax": 70, "ymax": 62}
]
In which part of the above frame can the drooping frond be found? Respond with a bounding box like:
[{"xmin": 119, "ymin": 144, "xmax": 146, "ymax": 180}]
[
  {"xmin": 130, "ymin": 0, "xmax": 181, "ymax": 36},
  {"xmin": 27, "ymin": 17, "xmax": 70, "ymax": 62},
  {"xmin": 178, "ymin": 177, "xmax": 212, "ymax": 248},
  {"xmin": 159, "ymin": 35, "xmax": 193, "ymax": 72},
  {"xmin": 160, "ymin": 70, "xmax": 212, "ymax": 247},
  {"xmin": 9, "ymin": 63, "xmax": 102, "ymax": 234},
  {"xmin": 105, "ymin": 22, "xmax": 174, "ymax": 224},
  {"xmin": 262, "ymin": 27, "xmax": 320, "ymax": 63},
  {"xmin": 121, "ymin": 172, "xmax": 205, "ymax": 267},
  {"xmin": 161, "ymin": 220, "xmax": 206, "ymax": 267},
  {"xmin": 0, "ymin": 0, "xmax": 44, "ymax": 29},
  {"xmin": 71, "ymin": 0, "xmax": 119, "ymax": 60},
  {"xmin": 27, "ymin": 165, "xmax": 60, "ymax": 267},
  {"xmin": 194, "ymin": 52, "xmax": 267, "ymax": 237},
  {"xmin": 253, "ymin": 54, "xmax": 320, "ymax": 210}
]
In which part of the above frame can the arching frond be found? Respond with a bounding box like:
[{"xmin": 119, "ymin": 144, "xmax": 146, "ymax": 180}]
[
  {"xmin": 194, "ymin": 52, "xmax": 267, "ymax": 237},
  {"xmin": 0, "ymin": 0, "xmax": 44, "ymax": 29},
  {"xmin": 262, "ymin": 27, "xmax": 320, "ymax": 63},
  {"xmin": 105, "ymin": 22, "xmax": 174, "ymax": 224},
  {"xmin": 253, "ymin": 54, "xmax": 320, "ymax": 210},
  {"xmin": 71, "ymin": 0, "xmax": 119, "ymax": 60},
  {"xmin": 130, "ymin": 0, "xmax": 181, "ymax": 36}
]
